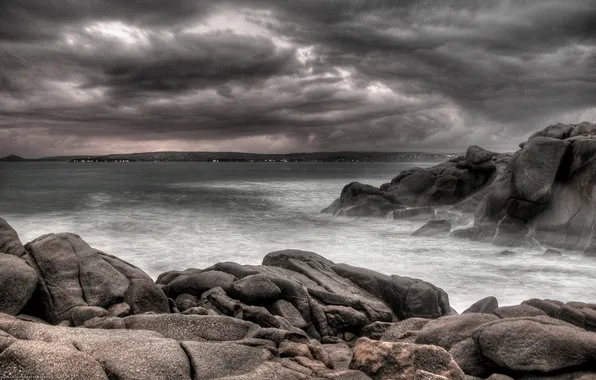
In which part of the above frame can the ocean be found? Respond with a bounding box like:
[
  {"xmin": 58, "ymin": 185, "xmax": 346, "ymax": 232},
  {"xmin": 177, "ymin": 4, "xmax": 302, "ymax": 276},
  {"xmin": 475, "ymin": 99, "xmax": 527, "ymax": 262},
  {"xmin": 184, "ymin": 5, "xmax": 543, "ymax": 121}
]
[{"xmin": 1, "ymin": 161, "xmax": 594, "ymax": 311}]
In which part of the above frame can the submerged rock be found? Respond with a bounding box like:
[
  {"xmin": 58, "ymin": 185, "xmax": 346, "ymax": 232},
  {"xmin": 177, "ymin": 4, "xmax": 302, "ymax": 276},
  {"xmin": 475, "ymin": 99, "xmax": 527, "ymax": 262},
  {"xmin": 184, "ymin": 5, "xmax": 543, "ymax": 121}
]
[{"xmin": 411, "ymin": 219, "xmax": 452, "ymax": 237}]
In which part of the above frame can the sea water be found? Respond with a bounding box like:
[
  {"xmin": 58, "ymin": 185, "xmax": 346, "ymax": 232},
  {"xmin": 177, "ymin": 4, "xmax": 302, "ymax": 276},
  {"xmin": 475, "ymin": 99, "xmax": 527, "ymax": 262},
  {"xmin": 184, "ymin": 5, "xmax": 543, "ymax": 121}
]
[{"xmin": 1, "ymin": 161, "xmax": 594, "ymax": 311}]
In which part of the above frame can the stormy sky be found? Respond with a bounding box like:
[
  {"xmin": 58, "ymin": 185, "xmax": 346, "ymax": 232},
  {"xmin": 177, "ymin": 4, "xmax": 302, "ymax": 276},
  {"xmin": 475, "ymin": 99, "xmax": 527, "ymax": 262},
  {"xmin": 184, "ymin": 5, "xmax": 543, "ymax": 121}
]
[{"xmin": 1, "ymin": 1, "xmax": 595, "ymax": 157}]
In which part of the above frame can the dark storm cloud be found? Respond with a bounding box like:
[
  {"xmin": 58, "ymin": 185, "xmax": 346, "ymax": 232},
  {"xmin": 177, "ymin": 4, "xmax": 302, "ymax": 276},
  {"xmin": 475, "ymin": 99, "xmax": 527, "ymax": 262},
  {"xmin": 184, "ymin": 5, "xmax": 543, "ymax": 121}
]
[{"xmin": 1, "ymin": 0, "xmax": 595, "ymax": 157}]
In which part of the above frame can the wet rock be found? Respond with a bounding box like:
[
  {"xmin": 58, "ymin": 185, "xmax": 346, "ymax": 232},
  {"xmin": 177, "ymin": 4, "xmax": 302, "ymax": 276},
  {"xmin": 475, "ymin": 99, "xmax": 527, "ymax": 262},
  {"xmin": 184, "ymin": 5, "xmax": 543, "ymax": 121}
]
[
  {"xmin": 411, "ymin": 219, "xmax": 452, "ymax": 237},
  {"xmin": 542, "ymin": 248, "xmax": 562, "ymax": 258},
  {"xmin": 393, "ymin": 206, "xmax": 436, "ymax": 221},
  {"xmin": 492, "ymin": 215, "xmax": 529, "ymax": 247}
]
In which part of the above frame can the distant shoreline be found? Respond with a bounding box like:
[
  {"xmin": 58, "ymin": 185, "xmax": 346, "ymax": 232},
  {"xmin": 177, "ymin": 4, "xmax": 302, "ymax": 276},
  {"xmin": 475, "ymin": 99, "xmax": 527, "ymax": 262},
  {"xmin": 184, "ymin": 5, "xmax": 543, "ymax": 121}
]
[{"xmin": 0, "ymin": 151, "xmax": 459, "ymax": 163}]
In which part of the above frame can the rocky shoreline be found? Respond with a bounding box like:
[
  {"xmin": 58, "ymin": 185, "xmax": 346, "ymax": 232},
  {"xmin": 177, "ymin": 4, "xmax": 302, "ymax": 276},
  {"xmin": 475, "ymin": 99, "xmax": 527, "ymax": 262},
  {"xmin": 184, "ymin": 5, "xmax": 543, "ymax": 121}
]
[
  {"xmin": 322, "ymin": 122, "xmax": 596, "ymax": 258},
  {"xmin": 0, "ymin": 217, "xmax": 595, "ymax": 379}
]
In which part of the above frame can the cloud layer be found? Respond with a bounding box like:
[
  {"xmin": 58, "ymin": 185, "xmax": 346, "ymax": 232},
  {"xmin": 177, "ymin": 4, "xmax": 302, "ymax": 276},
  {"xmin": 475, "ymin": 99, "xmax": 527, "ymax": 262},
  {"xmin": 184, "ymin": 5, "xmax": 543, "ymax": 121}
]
[{"xmin": 1, "ymin": 0, "xmax": 595, "ymax": 157}]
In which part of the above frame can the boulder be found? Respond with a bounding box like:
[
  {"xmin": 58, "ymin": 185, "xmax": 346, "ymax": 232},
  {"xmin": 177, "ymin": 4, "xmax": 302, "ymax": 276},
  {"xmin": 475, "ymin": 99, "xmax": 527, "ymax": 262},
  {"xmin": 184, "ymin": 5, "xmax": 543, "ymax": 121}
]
[
  {"xmin": 241, "ymin": 305, "xmax": 281, "ymax": 328},
  {"xmin": 164, "ymin": 270, "xmax": 236, "ymax": 298},
  {"xmin": 174, "ymin": 294, "xmax": 198, "ymax": 312},
  {"xmin": 380, "ymin": 318, "xmax": 431, "ymax": 342},
  {"xmin": 511, "ymin": 137, "xmax": 571, "ymax": 206},
  {"xmin": 181, "ymin": 341, "xmax": 273, "ymax": 379},
  {"xmin": 463, "ymin": 296, "xmax": 499, "ymax": 314},
  {"xmin": 449, "ymin": 338, "xmax": 496, "ymax": 378},
  {"xmin": 0, "ymin": 340, "xmax": 109, "ymax": 380},
  {"xmin": 70, "ymin": 306, "xmax": 108, "ymax": 327},
  {"xmin": 322, "ymin": 343, "xmax": 353, "ymax": 370},
  {"xmin": 107, "ymin": 302, "xmax": 131, "ymax": 317},
  {"xmin": 322, "ymin": 182, "xmax": 402, "ymax": 217},
  {"xmin": 270, "ymin": 299, "xmax": 308, "ymax": 329},
  {"xmin": 23, "ymin": 233, "xmax": 167, "ymax": 323},
  {"xmin": 320, "ymin": 305, "xmax": 368, "ymax": 334},
  {"xmin": 279, "ymin": 340, "xmax": 313, "ymax": 359},
  {"xmin": 478, "ymin": 317, "xmax": 596, "ymax": 373},
  {"xmin": 230, "ymin": 274, "xmax": 281, "ymax": 304},
  {"xmin": 528, "ymin": 123, "xmax": 574, "ymax": 140},
  {"xmin": 331, "ymin": 263, "xmax": 450, "ymax": 319},
  {"xmin": 358, "ymin": 322, "xmax": 393, "ymax": 340},
  {"xmin": 0, "ymin": 217, "xmax": 26, "ymax": 256},
  {"xmin": 493, "ymin": 304, "xmax": 547, "ymax": 319},
  {"xmin": 465, "ymin": 145, "xmax": 496, "ymax": 166},
  {"xmin": 124, "ymin": 278, "xmax": 170, "ymax": 315},
  {"xmin": 415, "ymin": 313, "xmax": 500, "ymax": 350},
  {"xmin": 411, "ymin": 219, "xmax": 452, "ymax": 237},
  {"xmin": 350, "ymin": 337, "xmax": 466, "ymax": 380},
  {"xmin": 0, "ymin": 253, "xmax": 38, "ymax": 315}
]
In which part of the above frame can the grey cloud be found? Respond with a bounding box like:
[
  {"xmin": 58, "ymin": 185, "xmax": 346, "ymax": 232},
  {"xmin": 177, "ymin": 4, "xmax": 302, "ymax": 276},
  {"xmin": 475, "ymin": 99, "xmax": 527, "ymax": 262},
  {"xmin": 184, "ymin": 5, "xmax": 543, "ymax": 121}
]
[{"xmin": 0, "ymin": 0, "xmax": 595, "ymax": 157}]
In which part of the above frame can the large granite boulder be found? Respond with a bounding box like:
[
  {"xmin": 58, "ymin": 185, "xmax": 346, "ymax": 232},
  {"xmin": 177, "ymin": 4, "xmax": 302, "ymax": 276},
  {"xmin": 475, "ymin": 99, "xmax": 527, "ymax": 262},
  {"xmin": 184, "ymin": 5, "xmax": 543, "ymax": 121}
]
[
  {"xmin": 20, "ymin": 232, "xmax": 168, "ymax": 324},
  {"xmin": 0, "ymin": 217, "xmax": 26, "ymax": 256},
  {"xmin": 0, "ymin": 253, "xmax": 38, "ymax": 315},
  {"xmin": 461, "ymin": 122, "xmax": 596, "ymax": 252}
]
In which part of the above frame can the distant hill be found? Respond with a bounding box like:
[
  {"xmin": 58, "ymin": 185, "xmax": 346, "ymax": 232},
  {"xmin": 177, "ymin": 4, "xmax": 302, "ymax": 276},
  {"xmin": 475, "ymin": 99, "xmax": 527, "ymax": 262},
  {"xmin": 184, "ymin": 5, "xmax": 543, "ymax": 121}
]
[
  {"xmin": 3, "ymin": 151, "xmax": 461, "ymax": 163},
  {"xmin": 0, "ymin": 155, "xmax": 27, "ymax": 162}
]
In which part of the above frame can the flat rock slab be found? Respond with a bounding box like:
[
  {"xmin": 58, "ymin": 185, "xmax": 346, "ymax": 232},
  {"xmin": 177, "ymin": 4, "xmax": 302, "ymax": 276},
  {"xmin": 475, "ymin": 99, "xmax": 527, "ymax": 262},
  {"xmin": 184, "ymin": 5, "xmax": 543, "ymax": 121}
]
[{"xmin": 123, "ymin": 314, "xmax": 260, "ymax": 341}]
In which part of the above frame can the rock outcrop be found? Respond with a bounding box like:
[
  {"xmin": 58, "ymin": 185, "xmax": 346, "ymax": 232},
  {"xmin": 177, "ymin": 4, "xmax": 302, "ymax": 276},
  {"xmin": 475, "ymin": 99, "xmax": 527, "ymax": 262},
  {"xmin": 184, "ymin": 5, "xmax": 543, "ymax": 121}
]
[
  {"xmin": 0, "ymin": 218, "xmax": 595, "ymax": 379},
  {"xmin": 472, "ymin": 122, "xmax": 596, "ymax": 254},
  {"xmin": 323, "ymin": 121, "xmax": 596, "ymax": 255}
]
